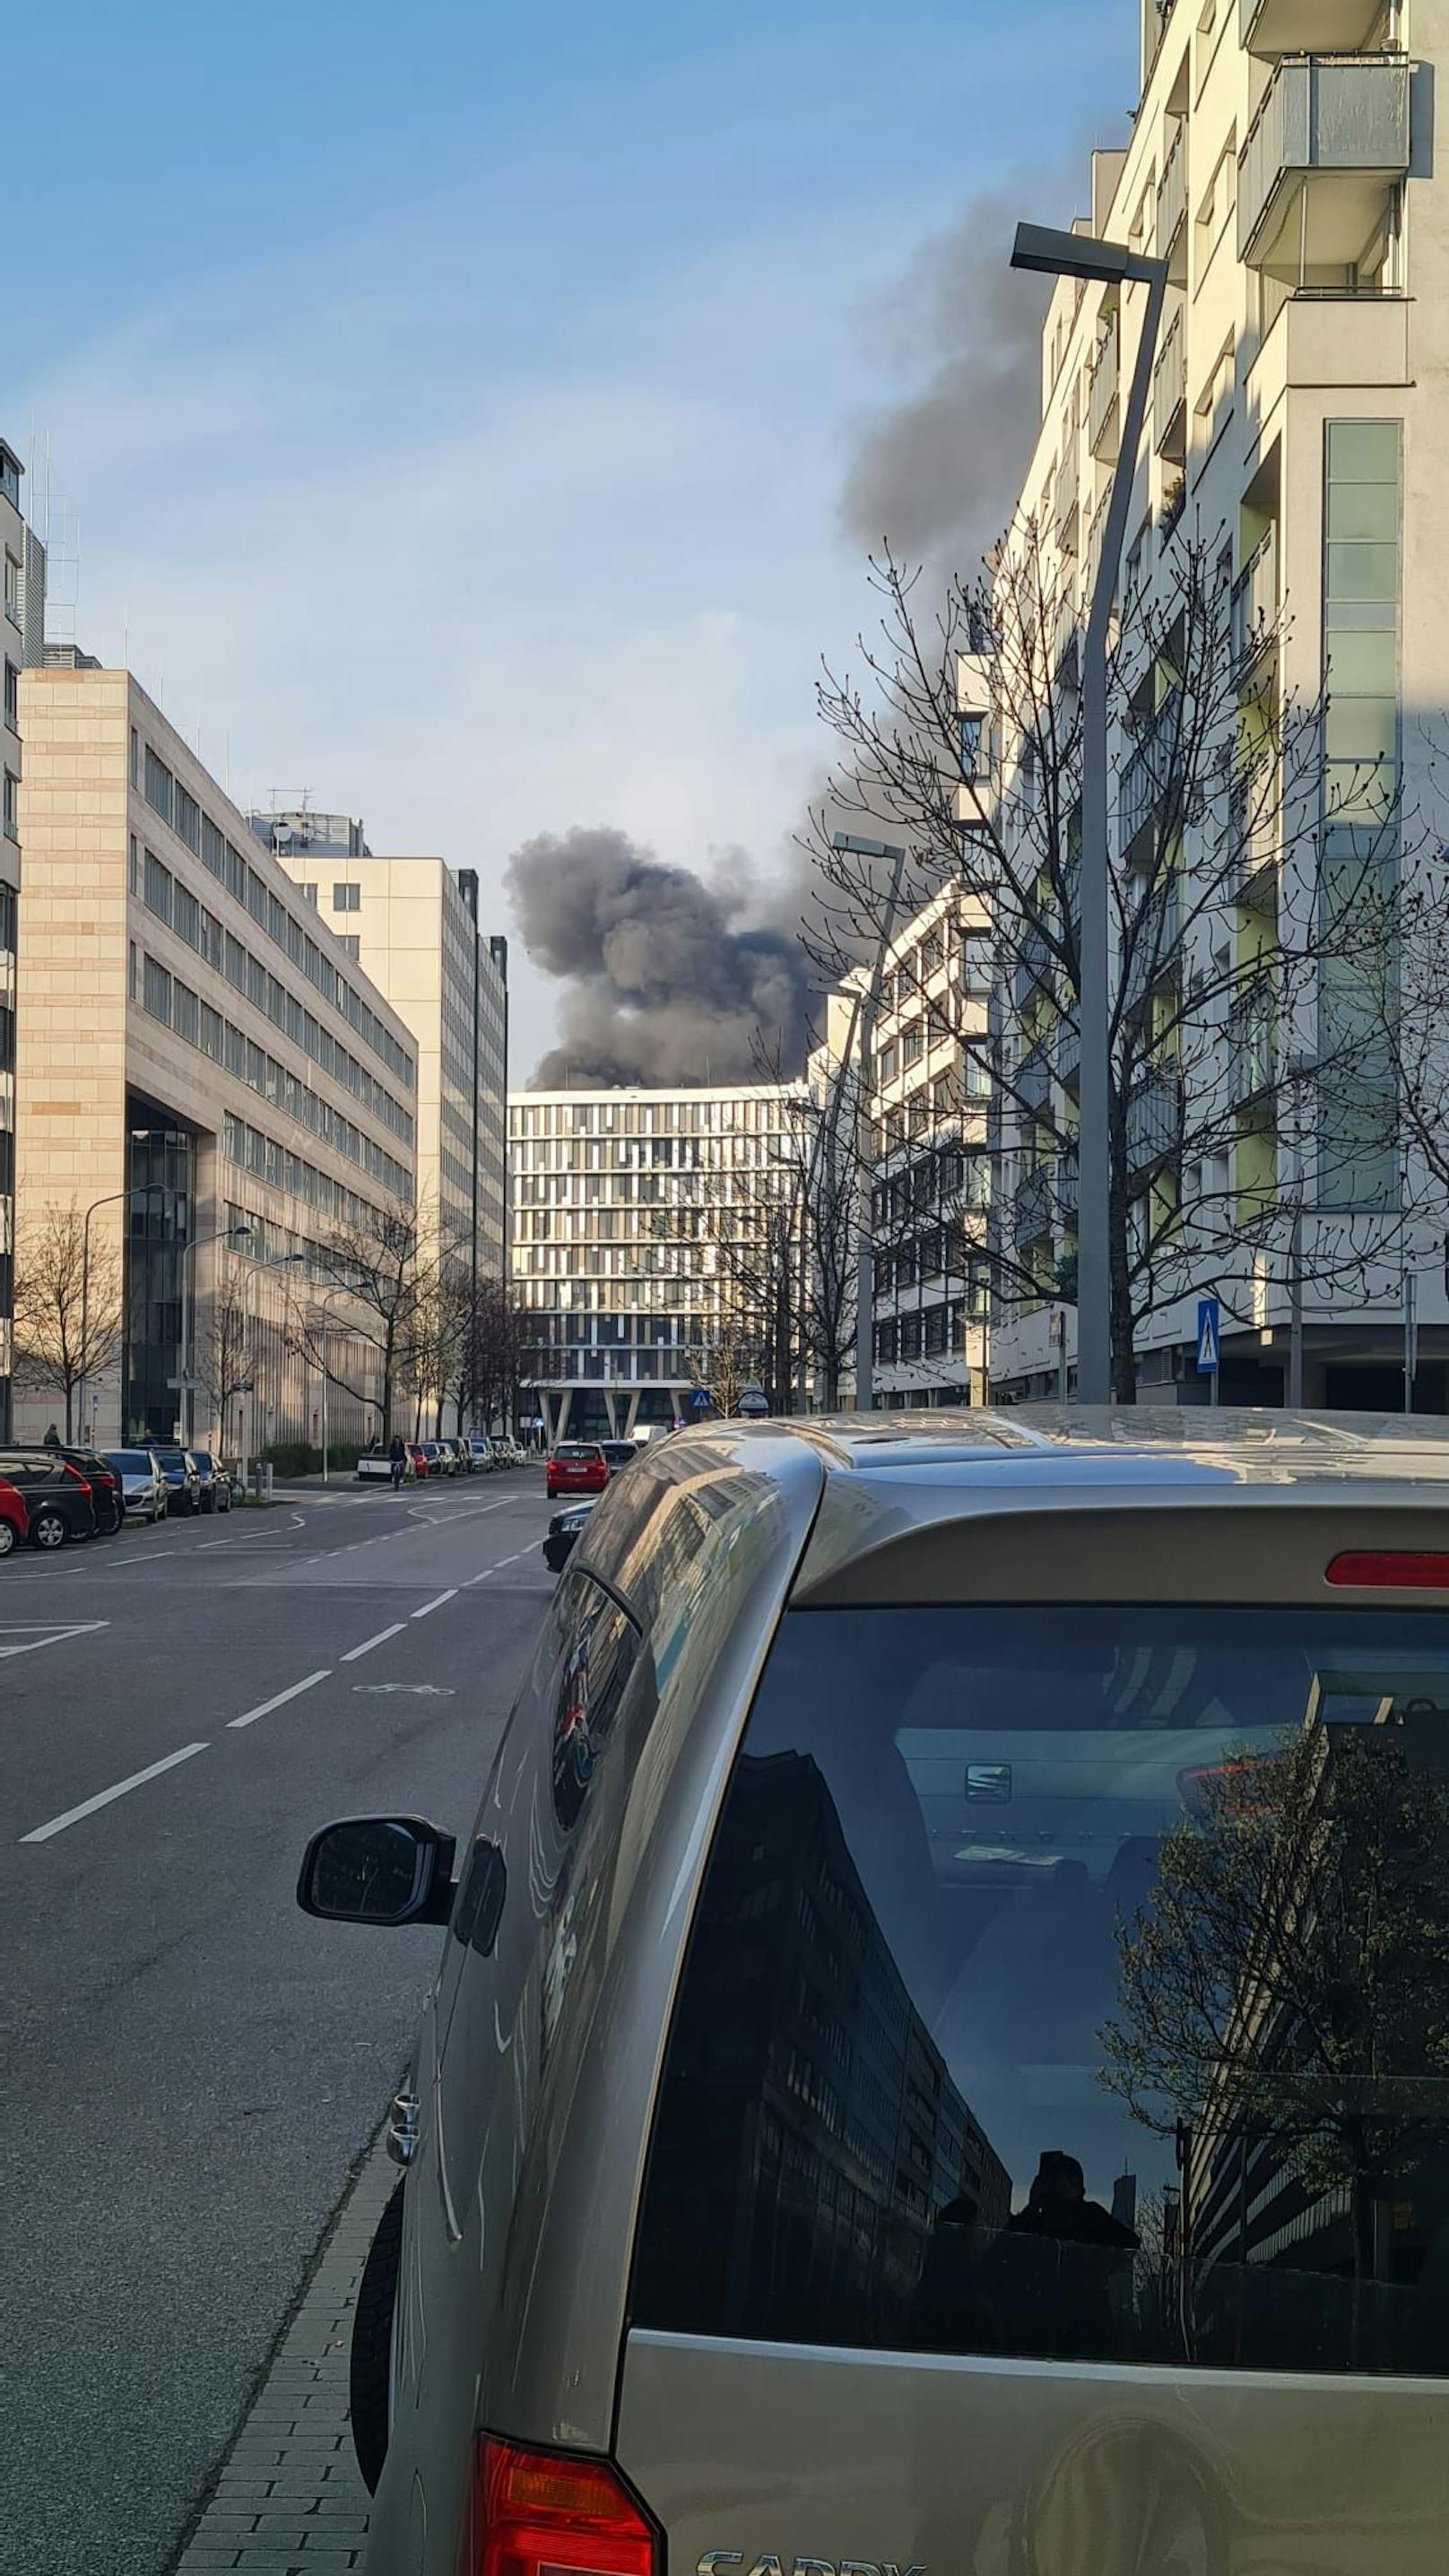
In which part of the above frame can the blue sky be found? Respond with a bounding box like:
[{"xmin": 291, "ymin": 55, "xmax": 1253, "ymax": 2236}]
[{"xmin": 12, "ymin": 0, "xmax": 1135, "ymax": 1068}]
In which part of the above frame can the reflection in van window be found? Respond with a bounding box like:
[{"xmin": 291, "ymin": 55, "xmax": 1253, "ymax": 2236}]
[{"xmin": 632, "ymin": 1605, "xmax": 1449, "ymax": 2377}]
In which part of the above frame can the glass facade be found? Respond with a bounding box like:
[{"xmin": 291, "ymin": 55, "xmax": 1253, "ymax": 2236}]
[
  {"xmin": 1318, "ymin": 418, "xmax": 1401, "ymax": 1210},
  {"xmin": 123, "ymin": 1122, "xmax": 195, "ymax": 1444}
]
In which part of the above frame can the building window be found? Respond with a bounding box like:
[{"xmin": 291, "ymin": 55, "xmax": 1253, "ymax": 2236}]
[
  {"xmin": 338, "ymin": 933, "xmax": 360, "ymax": 959},
  {"xmin": 143, "ymin": 746, "xmax": 174, "ymax": 825},
  {"xmin": 142, "ymin": 954, "xmax": 173, "ymax": 1026},
  {"xmin": 3, "ymin": 555, "xmax": 19, "ymax": 628},
  {"xmin": 301, "ymin": 880, "xmax": 318, "ymax": 907},
  {"xmin": 1, "ymin": 771, "xmax": 14, "ymax": 840},
  {"xmin": 333, "ymin": 882, "xmax": 360, "ymax": 913},
  {"xmin": 3, "ymin": 661, "xmax": 16, "ymax": 730}
]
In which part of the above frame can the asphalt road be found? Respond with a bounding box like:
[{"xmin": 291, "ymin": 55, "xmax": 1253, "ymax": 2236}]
[{"xmin": 0, "ymin": 1468, "xmax": 557, "ymax": 2576}]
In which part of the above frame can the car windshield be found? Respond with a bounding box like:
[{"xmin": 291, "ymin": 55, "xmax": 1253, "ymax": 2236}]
[{"xmin": 636, "ymin": 1602, "xmax": 1449, "ymax": 2381}]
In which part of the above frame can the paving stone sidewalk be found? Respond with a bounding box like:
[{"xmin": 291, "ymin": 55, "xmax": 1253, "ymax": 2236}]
[{"xmin": 169, "ymin": 2137, "xmax": 395, "ymax": 2575}]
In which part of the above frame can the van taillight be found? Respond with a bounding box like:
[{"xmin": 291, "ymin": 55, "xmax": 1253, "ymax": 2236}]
[
  {"xmin": 465, "ymin": 2439, "xmax": 658, "ymax": 2576},
  {"xmin": 1326, "ymin": 1551, "xmax": 1449, "ymax": 1590}
]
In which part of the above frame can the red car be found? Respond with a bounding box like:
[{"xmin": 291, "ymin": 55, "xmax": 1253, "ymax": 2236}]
[
  {"xmin": 0, "ymin": 1476, "xmax": 27, "ymax": 1557},
  {"xmin": 545, "ymin": 1442, "xmax": 610, "ymax": 1502}
]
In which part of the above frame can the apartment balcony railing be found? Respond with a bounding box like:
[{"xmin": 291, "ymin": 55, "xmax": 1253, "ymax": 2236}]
[
  {"xmin": 1158, "ymin": 121, "xmax": 1188, "ymax": 273},
  {"xmin": 1014, "ymin": 1165, "xmax": 1054, "ymax": 1245},
  {"xmin": 1054, "ymin": 445, "xmax": 1080, "ymax": 554},
  {"xmin": 1232, "ymin": 526, "xmax": 1279, "ymax": 667},
  {"xmin": 1238, "ymin": 55, "xmax": 1411, "ymax": 278},
  {"xmin": 1153, "ymin": 306, "xmax": 1186, "ymax": 464},
  {"xmin": 1120, "ymin": 693, "xmax": 1178, "ymax": 854},
  {"xmin": 1087, "ymin": 315, "xmax": 1121, "ymax": 460},
  {"xmin": 1059, "ymin": 1149, "xmax": 1079, "ymax": 1221},
  {"xmin": 1125, "ymin": 1065, "xmax": 1184, "ymax": 1174},
  {"xmin": 1053, "ymin": 1015, "xmax": 1080, "ymax": 1092},
  {"xmin": 1012, "ymin": 917, "xmax": 1057, "ymax": 1010},
  {"xmin": 1123, "ymin": 875, "xmax": 1183, "ymax": 1010},
  {"xmin": 1241, "ymin": 0, "xmax": 1387, "ymax": 59},
  {"xmin": 1018, "ymin": 1045, "xmax": 1051, "ymax": 1116},
  {"xmin": 1233, "ymin": 990, "xmax": 1278, "ymax": 1100}
]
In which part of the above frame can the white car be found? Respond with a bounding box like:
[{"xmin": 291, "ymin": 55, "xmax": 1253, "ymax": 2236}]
[
  {"xmin": 356, "ymin": 1445, "xmax": 412, "ymax": 1484},
  {"xmin": 102, "ymin": 1447, "xmax": 168, "ymax": 1523}
]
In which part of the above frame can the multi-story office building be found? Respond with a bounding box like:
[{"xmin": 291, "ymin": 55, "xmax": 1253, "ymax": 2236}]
[
  {"xmin": 991, "ymin": 0, "xmax": 1449, "ymax": 1407},
  {"xmin": 15, "ymin": 665, "xmax": 418, "ymax": 1452},
  {"xmin": 0, "ymin": 441, "xmax": 45, "ymax": 1438},
  {"xmin": 510, "ymin": 1082, "xmax": 805, "ymax": 1442},
  {"xmin": 268, "ymin": 841, "xmax": 509, "ymax": 1288},
  {"xmin": 863, "ymin": 889, "xmax": 995, "ymax": 1407}
]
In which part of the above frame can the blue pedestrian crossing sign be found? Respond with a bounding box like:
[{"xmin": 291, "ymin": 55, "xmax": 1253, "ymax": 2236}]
[
  {"xmin": 688, "ymin": 1387, "xmax": 713, "ymax": 1411},
  {"xmin": 1196, "ymin": 1296, "xmax": 1220, "ymax": 1375}
]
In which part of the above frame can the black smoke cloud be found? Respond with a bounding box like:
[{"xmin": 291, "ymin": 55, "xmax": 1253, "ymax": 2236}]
[
  {"xmin": 507, "ymin": 826, "xmax": 814, "ymax": 1089},
  {"xmin": 839, "ymin": 185, "xmax": 1053, "ymax": 577}
]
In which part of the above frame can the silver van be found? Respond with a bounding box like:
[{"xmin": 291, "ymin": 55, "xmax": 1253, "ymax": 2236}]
[{"xmin": 298, "ymin": 1410, "xmax": 1449, "ymax": 2576}]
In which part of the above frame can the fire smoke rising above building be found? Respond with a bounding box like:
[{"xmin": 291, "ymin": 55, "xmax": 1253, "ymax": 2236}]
[{"xmin": 506, "ymin": 825, "xmax": 813, "ymax": 1089}]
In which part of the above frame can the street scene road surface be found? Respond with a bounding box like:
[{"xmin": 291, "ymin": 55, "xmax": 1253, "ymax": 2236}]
[{"xmin": 1, "ymin": 1470, "xmax": 553, "ymax": 2576}]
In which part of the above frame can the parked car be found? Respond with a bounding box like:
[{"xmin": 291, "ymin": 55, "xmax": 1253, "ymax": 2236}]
[
  {"xmin": 0, "ymin": 1476, "xmax": 28, "ymax": 1556},
  {"xmin": 545, "ymin": 1441, "xmax": 609, "ymax": 1501},
  {"xmin": 441, "ymin": 1436, "xmax": 473, "ymax": 1475},
  {"xmin": 187, "ymin": 1448, "xmax": 232, "ymax": 1514},
  {"xmin": 58, "ymin": 1447, "xmax": 123, "ymax": 1536},
  {"xmin": 488, "ymin": 1436, "xmax": 516, "ymax": 1470},
  {"xmin": 464, "ymin": 1436, "xmax": 495, "ymax": 1473},
  {"xmin": 599, "ymin": 1439, "xmax": 638, "ymax": 1476},
  {"xmin": 357, "ymin": 1443, "xmax": 416, "ymax": 1485},
  {"xmin": 542, "ymin": 1498, "xmax": 596, "ymax": 1574},
  {"xmin": 406, "ymin": 1442, "xmax": 430, "ymax": 1481},
  {"xmin": 103, "ymin": 1446, "xmax": 169, "ymax": 1523},
  {"xmin": 0, "ymin": 1447, "xmax": 99, "ymax": 1549},
  {"xmin": 154, "ymin": 1447, "xmax": 204, "ymax": 1516},
  {"xmin": 299, "ymin": 1408, "xmax": 1449, "ymax": 2563},
  {"xmin": 413, "ymin": 1441, "xmax": 451, "ymax": 1479}
]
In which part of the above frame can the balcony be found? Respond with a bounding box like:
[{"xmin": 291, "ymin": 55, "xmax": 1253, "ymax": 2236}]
[
  {"xmin": 1238, "ymin": 56, "xmax": 1411, "ymax": 282},
  {"xmin": 1123, "ymin": 875, "xmax": 1182, "ymax": 1010},
  {"xmin": 1087, "ymin": 316, "xmax": 1120, "ymax": 460},
  {"xmin": 1232, "ymin": 527, "xmax": 1278, "ymax": 667},
  {"xmin": 1018, "ymin": 1045, "xmax": 1051, "ymax": 1116},
  {"xmin": 1234, "ymin": 990, "xmax": 1277, "ymax": 1100},
  {"xmin": 1054, "ymin": 446, "xmax": 1080, "ymax": 554},
  {"xmin": 1153, "ymin": 307, "xmax": 1186, "ymax": 463},
  {"xmin": 1125, "ymin": 1066, "xmax": 1184, "ymax": 1174},
  {"xmin": 1119, "ymin": 694, "xmax": 1178, "ymax": 854},
  {"xmin": 1241, "ymin": 0, "xmax": 1387, "ymax": 57},
  {"xmin": 1014, "ymin": 1165, "xmax": 1054, "ymax": 1245},
  {"xmin": 1053, "ymin": 1015, "xmax": 1080, "ymax": 1092},
  {"xmin": 1158, "ymin": 123, "xmax": 1188, "ymax": 279},
  {"xmin": 1012, "ymin": 917, "xmax": 1056, "ymax": 1010}
]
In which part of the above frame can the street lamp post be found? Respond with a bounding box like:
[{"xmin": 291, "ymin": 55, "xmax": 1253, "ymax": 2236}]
[
  {"xmin": 1010, "ymin": 221, "xmax": 1170, "ymax": 1405},
  {"xmin": 307, "ymin": 1285, "xmax": 358, "ymax": 1483},
  {"xmin": 831, "ymin": 834, "xmax": 909, "ymax": 1415},
  {"xmin": 178, "ymin": 1221, "xmax": 255, "ymax": 1447},
  {"xmin": 78, "ymin": 1175, "xmax": 170, "ymax": 1444}
]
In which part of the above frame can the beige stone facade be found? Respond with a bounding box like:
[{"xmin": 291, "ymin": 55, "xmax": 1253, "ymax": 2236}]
[
  {"xmin": 269, "ymin": 847, "xmax": 508, "ymax": 1288},
  {"xmin": 15, "ymin": 666, "xmax": 418, "ymax": 1453}
]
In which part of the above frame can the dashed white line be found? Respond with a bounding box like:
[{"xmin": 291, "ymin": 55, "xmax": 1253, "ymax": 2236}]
[
  {"xmin": 227, "ymin": 1669, "xmax": 332, "ymax": 1730},
  {"xmin": 340, "ymin": 1622, "xmax": 407, "ymax": 1664},
  {"xmin": 411, "ymin": 1589, "xmax": 457, "ymax": 1619},
  {"xmin": 20, "ymin": 1742, "xmax": 209, "ymax": 1844}
]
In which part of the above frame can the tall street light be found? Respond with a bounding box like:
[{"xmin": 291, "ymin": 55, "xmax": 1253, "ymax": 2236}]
[
  {"xmin": 1010, "ymin": 221, "xmax": 1169, "ymax": 1405},
  {"xmin": 831, "ymin": 834, "xmax": 909, "ymax": 1414}
]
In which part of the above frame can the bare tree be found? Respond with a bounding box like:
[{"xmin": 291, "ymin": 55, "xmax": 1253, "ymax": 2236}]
[
  {"xmin": 461, "ymin": 1277, "xmax": 529, "ymax": 1436},
  {"xmin": 808, "ymin": 531, "xmax": 1410, "ymax": 1399},
  {"xmin": 12, "ymin": 1201, "xmax": 126, "ymax": 1441},
  {"xmin": 194, "ymin": 1290, "xmax": 253, "ymax": 1459},
  {"xmin": 291, "ymin": 1196, "xmax": 422, "ymax": 1439}
]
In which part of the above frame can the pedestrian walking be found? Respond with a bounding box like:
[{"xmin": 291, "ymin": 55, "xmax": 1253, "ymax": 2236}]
[{"xmin": 388, "ymin": 1431, "xmax": 406, "ymax": 1491}]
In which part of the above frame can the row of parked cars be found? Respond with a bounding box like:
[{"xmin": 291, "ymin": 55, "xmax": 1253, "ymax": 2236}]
[
  {"xmin": 0, "ymin": 1441, "xmax": 234, "ymax": 1554},
  {"xmin": 355, "ymin": 1434, "xmax": 532, "ymax": 1485}
]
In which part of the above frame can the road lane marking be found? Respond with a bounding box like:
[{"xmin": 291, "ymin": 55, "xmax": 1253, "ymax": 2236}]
[
  {"xmin": 411, "ymin": 1589, "xmax": 457, "ymax": 1618},
  {"xmin": 227, "ymin": 1669, "xmax": 332, "ymax": 1729},
  {"xmin": 340, "ymin": 1623, "xmax": 407, "ymax": 1663},
  {"xmin": 21, "ymin": 1742, "xmax": 209, "ymax": 1843},
  {"xmin": 0, "ymin": 1620, "xmax": 108, "ymax": 1661}
]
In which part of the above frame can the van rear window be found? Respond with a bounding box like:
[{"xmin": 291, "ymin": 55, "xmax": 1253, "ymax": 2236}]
[{"xmin": 632, "ymin": 1604, "xmax": 1449, "ymax": 2377}]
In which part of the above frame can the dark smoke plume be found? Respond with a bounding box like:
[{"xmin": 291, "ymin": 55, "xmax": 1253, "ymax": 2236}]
[
  {"xmin": 507, "ymin": 825, "xmax": 814, "ymax": 1089},
  {"xmin": 840, "ymin": 185, "xmax": 1053, "ymax": 578}
]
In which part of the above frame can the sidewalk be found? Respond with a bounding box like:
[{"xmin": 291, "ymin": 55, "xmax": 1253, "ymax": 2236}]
[{"xmin": 168, "ymin": 2138, "xmax": 395, "ymax": 2574}]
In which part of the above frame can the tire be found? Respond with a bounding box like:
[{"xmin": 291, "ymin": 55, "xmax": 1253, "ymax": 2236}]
[
  {"xmin": 201, "ymin": 1490, "xmax": 216, "ymax": 1514},
  {"xmin": 0, "ymin": 1520, "xmax": 15, "ymax": 1557},
  {"xmin": 350, "ymin": 2180, "xmax": 403, "ymax": 2495},
  {"xmin": 30, "ymin": 1507, "xmax": 67, "ymax": 1552}
]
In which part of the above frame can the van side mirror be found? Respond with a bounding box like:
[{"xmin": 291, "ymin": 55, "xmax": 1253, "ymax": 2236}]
[{"xmin": 297, "ymin": 1815, "xmax": 457, "ymax": 1926}]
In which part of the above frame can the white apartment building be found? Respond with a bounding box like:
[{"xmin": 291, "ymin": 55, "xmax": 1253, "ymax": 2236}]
[
  {"xmin": 816, "ymin": 889, "xmax": 996, "ymax": 1406},
  {"xmin": 990, "ymin": 0, "xmax": 1449, "ymax": 1410},
  {"xmin": 510, "ymin": 1083, "xmax": 806, "ymax": 1442},
  {"xmin": 15, "ymin": 665, "xmax": 418, "ymax": 1453},
  {"xmin": 265, "ymin": 835, "xmax": 509, "ymax": 1289},
  {"xmin": 0, "ymin": 441, "xmax": 45, "ymax": 1439}
]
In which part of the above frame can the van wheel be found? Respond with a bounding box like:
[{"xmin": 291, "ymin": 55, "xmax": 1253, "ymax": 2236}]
[{"xmin": 350, "ymin": 2181, "xmax": 403, "ymax": 2494}]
